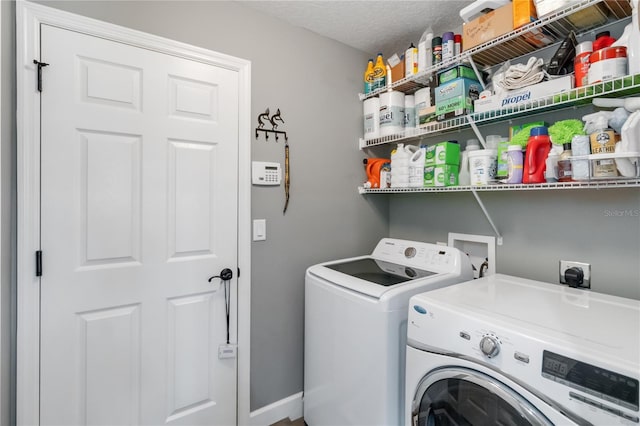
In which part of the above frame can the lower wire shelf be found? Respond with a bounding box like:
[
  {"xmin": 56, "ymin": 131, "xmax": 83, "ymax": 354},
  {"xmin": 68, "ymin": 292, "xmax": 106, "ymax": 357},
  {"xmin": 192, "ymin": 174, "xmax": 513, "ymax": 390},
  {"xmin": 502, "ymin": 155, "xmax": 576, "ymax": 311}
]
[{"xmin": 358, "ymin": 179, "xmax": 640, "ymax": 194}]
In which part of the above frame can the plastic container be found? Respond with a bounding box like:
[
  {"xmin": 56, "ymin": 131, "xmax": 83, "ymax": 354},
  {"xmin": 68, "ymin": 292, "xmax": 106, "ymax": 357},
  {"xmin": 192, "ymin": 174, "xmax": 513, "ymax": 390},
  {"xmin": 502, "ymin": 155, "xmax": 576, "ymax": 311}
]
[
  {"xmin": 629, "ymin": 0, "xmax": 640, "ymax": 76},
  {"xmin": 588, "ymin": 46, "xmax": 628, "ymax": 84},
  {"xmin": 404, "ymin": 95, "xmax": 416, "ymax": 129},
  {"xmin": 574, "ymin": 41, "xmax": 592, "ymax": 88},
  {"xmin": 506, "ymin": 145, "xmax": 523, "ymax": 184},
  {"xmin": 390, "ymin": 144, "xmax": 416, "ymax": 188},
  {"xmin": 523, "ymin": 126, "xmax": 551, "ymax": 184},
  {"xmin": 405, "ymin": 43, "xmax": 418, "ymax": 77},
  {"xmin": 363, "ymin": 59, "xmax": 374, "ymax": 94},
  {"xmin": 408, "ymin": 146, "xmax": 427, "ymax": 187},
  {"xmin": 592, "ymin": 31, "xmax": 616, "ymax": 51},
  {"xmin": 458, "ymin": 139, "xmax": 480, "ymax": 186},
  {"xmin": 442, "ymin": 32, "xmax": 455, "ymax": 63},
  {"xmin": 570, "ymin": 135, "xmax": 591, "ymax": 180},
  {"xmin": 469, "ymin": 149, "xmax": 498, "ymax": 185},
  {"xmin": 418, "ymin": 31, "xmax": 434, "ymax": 73},
  {"xmin": 379, "ymin": 91, "xmax": 405, "ymax": 137},
  {"xmin": 545, "ymin": 153, "xmax": 559, "ymax": 182},
  {"xmin": 363, "ymin": 97, "xmax": 380, "ymax": 140}
]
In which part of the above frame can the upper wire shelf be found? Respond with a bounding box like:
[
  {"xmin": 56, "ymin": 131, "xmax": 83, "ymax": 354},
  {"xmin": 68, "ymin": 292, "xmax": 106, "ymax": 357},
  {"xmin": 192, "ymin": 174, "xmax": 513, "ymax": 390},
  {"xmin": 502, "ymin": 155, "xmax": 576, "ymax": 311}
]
[
  {"xmin": 358, "ymin": 0, "xmax": 633, "ymax": 101},
  {"xmin": 359, "ymin": 73, "xmax": 640, "ymax": 149}
]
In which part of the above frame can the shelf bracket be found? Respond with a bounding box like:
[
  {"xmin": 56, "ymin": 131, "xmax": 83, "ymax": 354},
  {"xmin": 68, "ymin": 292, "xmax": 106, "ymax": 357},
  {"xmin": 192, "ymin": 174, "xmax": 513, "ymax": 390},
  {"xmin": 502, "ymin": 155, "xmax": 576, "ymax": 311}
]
[
  {"xmin": 470, "ymin": 189, "xmax": 503, "ymax": 246},
  {"xmin": 466, "ymin": 114, "xmax": 486, "ymax": 148},
  {"xmin": 467, "ymin": 55, "xmax": 486, "ymax": 91}
]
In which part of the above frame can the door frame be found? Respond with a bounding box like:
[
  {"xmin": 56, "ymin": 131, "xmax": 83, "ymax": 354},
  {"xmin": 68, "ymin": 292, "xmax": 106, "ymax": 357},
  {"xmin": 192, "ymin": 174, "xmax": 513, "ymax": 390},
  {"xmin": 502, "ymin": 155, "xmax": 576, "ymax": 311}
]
[{"xmin": 16, "ymin": 1, "xmax": 252, "ymax": 424}]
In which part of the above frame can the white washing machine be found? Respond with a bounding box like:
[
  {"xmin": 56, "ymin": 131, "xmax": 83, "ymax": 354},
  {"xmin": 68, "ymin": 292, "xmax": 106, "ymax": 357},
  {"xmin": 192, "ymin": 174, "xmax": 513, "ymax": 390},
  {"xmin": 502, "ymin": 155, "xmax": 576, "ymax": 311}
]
[
  {"xmin": 406, "ymin": 274, "xmax": 640, "ymax": 426},
  {"xmin": 304, "ymin": 238, "xmax": 473, "ymax": 426}
]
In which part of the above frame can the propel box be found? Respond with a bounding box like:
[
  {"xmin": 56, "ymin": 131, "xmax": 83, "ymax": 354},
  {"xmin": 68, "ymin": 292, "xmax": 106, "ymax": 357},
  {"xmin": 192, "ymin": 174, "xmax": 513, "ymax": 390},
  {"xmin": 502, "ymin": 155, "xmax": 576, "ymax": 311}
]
[
  {"xmin": 435, "ymin": 77, "xmax": 481, "ymax": 121},
  {"xmin": 474, "ymin": 75, "xmax": 573, "ymax": 113}
]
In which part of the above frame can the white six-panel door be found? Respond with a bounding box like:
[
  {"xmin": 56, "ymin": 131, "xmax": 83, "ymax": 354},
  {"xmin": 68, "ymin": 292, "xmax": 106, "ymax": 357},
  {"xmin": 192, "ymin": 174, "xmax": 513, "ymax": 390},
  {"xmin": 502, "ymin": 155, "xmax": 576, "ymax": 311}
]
[{"xmin": 39, "ymin": 23, "xmax": 239, "ymax": 425}]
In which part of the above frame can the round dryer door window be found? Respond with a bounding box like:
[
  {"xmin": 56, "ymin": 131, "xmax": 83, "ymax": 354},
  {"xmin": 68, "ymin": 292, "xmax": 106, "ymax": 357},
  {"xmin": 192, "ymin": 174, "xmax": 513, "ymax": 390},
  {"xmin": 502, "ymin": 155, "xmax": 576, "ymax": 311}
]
[{"xmin": 411, "ymin": 367, "xmax": 554, "ymax": 426}]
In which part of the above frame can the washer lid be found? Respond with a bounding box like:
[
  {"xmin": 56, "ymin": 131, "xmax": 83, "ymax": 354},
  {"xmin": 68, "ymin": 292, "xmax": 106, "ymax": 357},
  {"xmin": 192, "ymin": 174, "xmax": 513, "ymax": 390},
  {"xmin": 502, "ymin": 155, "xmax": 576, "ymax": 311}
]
[{"xmin": 325, "ymin": 257, "xmax": 436, "ymax": 286}]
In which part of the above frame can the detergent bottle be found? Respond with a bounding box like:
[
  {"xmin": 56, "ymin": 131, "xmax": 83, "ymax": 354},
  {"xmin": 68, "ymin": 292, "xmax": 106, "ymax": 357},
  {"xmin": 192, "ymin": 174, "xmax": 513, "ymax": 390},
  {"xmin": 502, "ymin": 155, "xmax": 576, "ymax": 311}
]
[
  {"xmin": 372, "ymin": 53, "xmax": 387, "ymax": 91},
  {"xmin": 523, "ymin": 126, "xmax": 551, "ymax": 184},
  {"xmin": 363, "ymin": 158, "xmax": 390, "ymax": 189},
  {"xmin": 408, "ymin": 146, "xmax": 427, "ymax": 187},
  {"xmin": 363, "ymin": 59, "xmax": 375, "ymax": 94},
  {"xmin": 390, "ymin": 144, "xmax": 415, "ymax": 188}
]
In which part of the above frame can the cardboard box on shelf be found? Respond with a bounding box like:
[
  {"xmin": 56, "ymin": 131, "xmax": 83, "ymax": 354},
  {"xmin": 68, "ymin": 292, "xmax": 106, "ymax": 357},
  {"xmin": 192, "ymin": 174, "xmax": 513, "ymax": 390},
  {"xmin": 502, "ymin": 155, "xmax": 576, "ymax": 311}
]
[
  {"xmin": 435, "ymin": 77, "xmax": 482, "ymax": 121},
  {"xmin": 463, "ymin": 3, "xmax": 514, "ymax": 51},
  {"xmin": 474, "ymin": 75, "xmax": 574, "ymax": 113},
  {"xmin": 513, "ymin": 0, "xmax": 537, "ymax": 28},
  {"xmin": 425, "ymin": 141, "xmax": 461, "ymax": 166},
  {"xmin": 417, "ymin": 105, "xmax": 437, "ymax": 127},
  {"xmin": 434, "ymin": 165, "xmax": 459, "ymax": 187},
  {"xmin": 438, "ymin": 65, "xmax": 477, "ymax": 85},
  {"xmin": 387, "ymin": 53, "xmax": 405, "ymax": 84}
]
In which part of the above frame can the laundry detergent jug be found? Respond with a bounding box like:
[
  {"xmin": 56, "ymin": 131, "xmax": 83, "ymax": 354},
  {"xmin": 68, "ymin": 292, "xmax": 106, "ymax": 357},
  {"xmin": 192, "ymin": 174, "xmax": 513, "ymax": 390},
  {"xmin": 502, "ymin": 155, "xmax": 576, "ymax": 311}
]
[
  {"xmin": 408, "ymin": 146, "xmax": 427, "ymax": 187},
  {"xmin": 363, "ymin": 157, "xmax": 390, "ymax": 189},
  {"xmin": 523, "ymin": 126, "xmax": 551, "ymax": 184}
]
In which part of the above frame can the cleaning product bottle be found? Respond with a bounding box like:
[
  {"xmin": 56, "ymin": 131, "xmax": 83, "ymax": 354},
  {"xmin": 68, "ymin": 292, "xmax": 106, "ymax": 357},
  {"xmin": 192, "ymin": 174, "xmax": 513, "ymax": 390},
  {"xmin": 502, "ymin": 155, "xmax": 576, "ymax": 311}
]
[
  {"xmin": 442, "ymin": 32, "xmax": 455, "ymax": 63},
  {"xmin": 390, "ymin": 143, "xmax": 411, "ymax": 188},
  {"xmin": 458, "ymin": 139, "xmax": 480, "ymax": 186},
  {"xmin": 418, "ymin": 29, "xmax": 434, "ymax": 73},
  {"xmin": 363, "ymin": 59, "xmax": 375, "ymax": 94},
  {"xmin": 592, "ymin": 31, "xmax": 616, "ymax": 51},
  {"xmin": 557, "ymin": 142, "xmax": 573, "ymax": 182},
  {"xmin": 506, "ymin": 145, "xmax": 524, "ymax": 184},
  {"xmin": 574, "ymin": 41, "xmax": 592, "ymax": 88},
  {"xmin": 432, "ymin": 36, "xmax": 442, "ymax": 65},
  {"xmin": 373, "ymin": 53, "xmax": 386, "ymax": 91},
  {"xmin": 454, "ymin": 34, "xmax": 462, "ymax": 57},
  {"xmin": 523, "ymin": 126, "xmax": 551, "ymax": 184},
  {"xmin": 405, "ymin": 43, "xmax": 418, "ymax": 77},
  {"xmin": 408, "ymin": 146, "xmax": 427, "ymax": 187},
  {"xmin": 587, "ymin": 113, "xmax": 618, "ymax": 178}
]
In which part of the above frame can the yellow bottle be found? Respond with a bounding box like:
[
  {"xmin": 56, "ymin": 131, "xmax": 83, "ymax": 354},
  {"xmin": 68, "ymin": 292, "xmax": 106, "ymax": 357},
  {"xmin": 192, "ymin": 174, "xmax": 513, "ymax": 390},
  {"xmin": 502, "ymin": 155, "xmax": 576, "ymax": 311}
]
[
  {"xmin": 372, "ymin": 53, "xmax": 386, "ymax": 91},
  {"xmin": 364, "ymin": 59, "xmax": 375, "ymax": 94}
]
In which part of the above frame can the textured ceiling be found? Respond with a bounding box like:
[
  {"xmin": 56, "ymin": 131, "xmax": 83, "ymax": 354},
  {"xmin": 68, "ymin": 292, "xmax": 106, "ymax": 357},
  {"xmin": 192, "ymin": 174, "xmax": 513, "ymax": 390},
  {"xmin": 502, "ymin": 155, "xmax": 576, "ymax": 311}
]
[{"xmin": 238, "ymin": 1, "xmax": 474, "ymax": 58}]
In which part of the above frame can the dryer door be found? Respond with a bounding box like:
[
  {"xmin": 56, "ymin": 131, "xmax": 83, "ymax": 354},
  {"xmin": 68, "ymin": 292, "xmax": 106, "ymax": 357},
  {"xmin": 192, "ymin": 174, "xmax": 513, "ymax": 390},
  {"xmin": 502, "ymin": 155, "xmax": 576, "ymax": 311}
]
[{"xmin": 410, "ymin": 367, "xmax": 554, "ymax": 426}]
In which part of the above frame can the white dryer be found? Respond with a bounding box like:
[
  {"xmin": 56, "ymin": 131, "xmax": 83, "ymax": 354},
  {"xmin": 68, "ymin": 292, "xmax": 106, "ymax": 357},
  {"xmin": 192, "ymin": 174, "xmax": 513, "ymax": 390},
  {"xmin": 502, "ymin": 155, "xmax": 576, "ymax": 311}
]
[
  {"xmin": 406, "ymin": 274, "xmax": 640, "ymax": 426},
  {"xmin": 304, "ymin": 238, "xmax": 473, "ymax": 426}
]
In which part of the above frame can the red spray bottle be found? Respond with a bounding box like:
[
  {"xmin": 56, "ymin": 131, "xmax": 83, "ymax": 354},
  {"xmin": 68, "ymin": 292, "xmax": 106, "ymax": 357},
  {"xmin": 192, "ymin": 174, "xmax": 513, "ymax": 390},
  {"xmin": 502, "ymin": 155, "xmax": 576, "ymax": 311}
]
[{"xmin": 523, "ymin": 126, "xmax": 551, "ymax": 184}]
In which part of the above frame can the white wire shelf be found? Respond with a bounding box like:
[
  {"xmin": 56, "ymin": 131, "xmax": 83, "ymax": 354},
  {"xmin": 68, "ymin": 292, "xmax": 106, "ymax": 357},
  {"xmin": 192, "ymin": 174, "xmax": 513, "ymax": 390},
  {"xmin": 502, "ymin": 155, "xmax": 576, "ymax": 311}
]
[
  {"xmin": 358, "ymin": 179, "xmax": 640, "ymax": 194},
  {"xmin": 359, "ymin": 73, "xmax": 640, "ymax": 149},
  {"xmin": 358, "ymin": 0, "xmax": 632, "ymax": 101}
]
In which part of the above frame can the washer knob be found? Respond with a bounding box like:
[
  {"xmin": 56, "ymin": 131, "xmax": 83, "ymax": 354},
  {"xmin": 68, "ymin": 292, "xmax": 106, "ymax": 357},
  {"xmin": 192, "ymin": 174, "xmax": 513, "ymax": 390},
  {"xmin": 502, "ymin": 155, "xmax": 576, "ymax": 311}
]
[{"xmin": 479, "ymin": 335, "xmax": 500, "ymax": 358}]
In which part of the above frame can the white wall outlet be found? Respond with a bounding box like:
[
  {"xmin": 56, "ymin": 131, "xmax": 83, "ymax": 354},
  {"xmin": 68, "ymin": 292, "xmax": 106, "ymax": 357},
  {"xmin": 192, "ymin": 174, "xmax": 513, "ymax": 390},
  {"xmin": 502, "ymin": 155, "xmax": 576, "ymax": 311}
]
[
  {"xmin": 559, "ymin": 260, "xmax": 591, "ymax": 288},
  {"xmin": 448, "ymin": 233, "xmax": 496, "ymax": 279}
]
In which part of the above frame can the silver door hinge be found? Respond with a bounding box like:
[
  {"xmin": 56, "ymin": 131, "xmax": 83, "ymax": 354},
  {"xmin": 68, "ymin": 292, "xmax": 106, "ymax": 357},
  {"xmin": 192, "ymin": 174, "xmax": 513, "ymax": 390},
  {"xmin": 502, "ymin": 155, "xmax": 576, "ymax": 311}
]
[{"xmin": 36, "ymin": 250, "xmax": 42, "ymax": 277}]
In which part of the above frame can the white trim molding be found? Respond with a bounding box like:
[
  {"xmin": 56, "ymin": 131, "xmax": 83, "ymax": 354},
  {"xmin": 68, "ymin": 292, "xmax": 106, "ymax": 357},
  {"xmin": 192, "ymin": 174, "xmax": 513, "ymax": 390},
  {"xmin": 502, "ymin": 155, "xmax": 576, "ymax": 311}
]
[
  {"xmin": 249, "ymin": 392, "xmax": 304, "ymax": 426},
  {"xmin": 16, "ymin": 1, "xmax": 251, "ymax": 424}
]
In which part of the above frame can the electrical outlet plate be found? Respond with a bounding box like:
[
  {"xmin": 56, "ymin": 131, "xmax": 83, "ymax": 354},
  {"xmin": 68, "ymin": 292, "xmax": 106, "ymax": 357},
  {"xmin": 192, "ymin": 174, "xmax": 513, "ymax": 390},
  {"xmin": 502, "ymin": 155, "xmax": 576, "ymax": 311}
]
[{"xmin": 559, "ymin": 260, "xmax": 591, "ymax": 288}]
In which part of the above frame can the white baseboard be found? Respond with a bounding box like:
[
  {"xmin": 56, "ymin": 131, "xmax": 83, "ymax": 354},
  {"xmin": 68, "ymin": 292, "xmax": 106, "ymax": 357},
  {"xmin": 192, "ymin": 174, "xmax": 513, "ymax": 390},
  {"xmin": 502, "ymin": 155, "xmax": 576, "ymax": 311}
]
[{"xmin": 249, "ymin": 392, "xmax": 303, "ymax": 425}]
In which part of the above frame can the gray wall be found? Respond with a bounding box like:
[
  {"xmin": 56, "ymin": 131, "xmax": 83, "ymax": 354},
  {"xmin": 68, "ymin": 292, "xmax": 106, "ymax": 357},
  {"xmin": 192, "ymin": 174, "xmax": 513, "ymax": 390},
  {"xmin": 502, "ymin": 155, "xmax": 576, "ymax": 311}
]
[
  {"xmin": 2, "ymin": 0, "xmax": 389, "ymax": 414},
  {"xmin": 387, "ymin": 110, "xmax": 640, "ymax": 300}
]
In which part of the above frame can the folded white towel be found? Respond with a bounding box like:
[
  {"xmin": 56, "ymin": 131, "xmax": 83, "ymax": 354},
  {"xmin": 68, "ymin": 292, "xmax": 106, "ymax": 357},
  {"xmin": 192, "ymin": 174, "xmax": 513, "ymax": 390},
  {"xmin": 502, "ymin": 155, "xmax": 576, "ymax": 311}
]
[{"xmin": 497, "ymin": 57, "xmax": 546, "ymax": 90}]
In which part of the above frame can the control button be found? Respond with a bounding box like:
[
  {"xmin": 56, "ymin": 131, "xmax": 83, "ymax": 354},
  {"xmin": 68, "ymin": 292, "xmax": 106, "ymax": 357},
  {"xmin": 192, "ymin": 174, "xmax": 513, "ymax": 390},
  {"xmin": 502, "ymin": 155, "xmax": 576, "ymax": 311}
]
[
  {"xmin": 514, "ymin": 352, "xmax": 530, "ymax": 363},
  {"xmin": 404, "ymin": 247, "xmax": 417, "ymax": 258},
  {"xmin": 459, "ymin": 331, "xmax": 470, "ymax": 340},
  {"xmin": 479, "ymin": 335, "xmax": 500, "ymax": 358}
]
